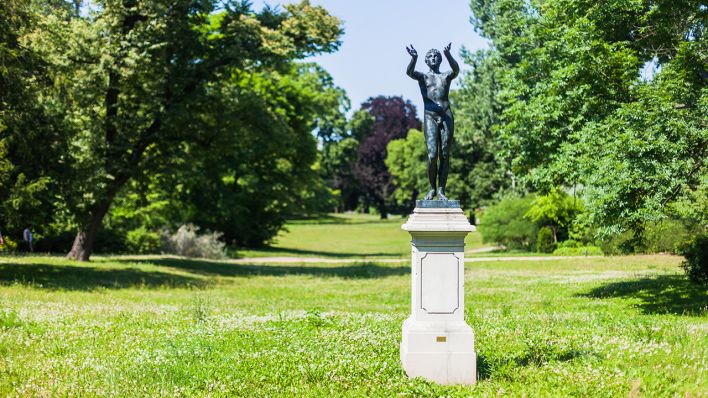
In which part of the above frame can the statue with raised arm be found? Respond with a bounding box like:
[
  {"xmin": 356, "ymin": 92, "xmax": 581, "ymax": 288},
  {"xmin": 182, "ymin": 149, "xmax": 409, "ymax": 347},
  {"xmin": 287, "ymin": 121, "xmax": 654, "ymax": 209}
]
[{"xmin": 406, "ymin": 43, "xmax": 460, "ymax": 201}]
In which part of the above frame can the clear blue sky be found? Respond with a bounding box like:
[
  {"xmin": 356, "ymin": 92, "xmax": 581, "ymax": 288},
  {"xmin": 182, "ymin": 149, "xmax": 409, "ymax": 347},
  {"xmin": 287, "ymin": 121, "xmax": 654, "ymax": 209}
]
[{"xmin": 251, "ymin": 0, "xmax": 488, "ymax": 114}]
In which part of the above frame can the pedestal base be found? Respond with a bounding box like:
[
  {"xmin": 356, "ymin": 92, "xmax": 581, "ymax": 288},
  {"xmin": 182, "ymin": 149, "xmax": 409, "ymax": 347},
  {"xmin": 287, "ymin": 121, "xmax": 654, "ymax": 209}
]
[
  {"xmin": 400, "ymin": 317, "xmax": 477, "ymax": 385},
  {"xmin": 400, "ymin": 202, "xmax": 477, "ymax": 385}
]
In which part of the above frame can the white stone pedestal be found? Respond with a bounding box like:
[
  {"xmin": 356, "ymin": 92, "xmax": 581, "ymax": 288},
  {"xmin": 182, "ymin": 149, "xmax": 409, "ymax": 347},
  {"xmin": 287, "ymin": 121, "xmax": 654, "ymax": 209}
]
[{"xmin": 400, "ymin": 200, "xmax": 477, "ymax": 385}]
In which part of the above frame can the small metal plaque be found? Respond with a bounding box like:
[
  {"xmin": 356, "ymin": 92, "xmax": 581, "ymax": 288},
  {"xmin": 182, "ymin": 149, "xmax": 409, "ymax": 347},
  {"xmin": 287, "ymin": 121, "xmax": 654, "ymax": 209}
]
[{"xmin": 436, "ymin": 336, "xmax": 447, "ymax": 342}]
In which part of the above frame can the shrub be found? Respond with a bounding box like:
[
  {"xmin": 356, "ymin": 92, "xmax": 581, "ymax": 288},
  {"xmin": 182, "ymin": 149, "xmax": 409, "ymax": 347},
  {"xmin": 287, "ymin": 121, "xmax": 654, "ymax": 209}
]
[
  {"xmin": 479, "ymin": 195, "xmax": 537, "ymax": 250},
  {"xmin": 536, "ymin": 227, "xmax": 556, "ymax": 253},
  {"xmin": 126, "ymin": 227, "xmax": 161, "ymax": 254},
  {"xmin": 643, "ymin": 219, "xmax": 694, "ymax": 254},
  {"xmin": 0, "ymin": 236, "xmax": 18, "ymax": 252},
  {"xmin": 678, "ymin": 234, "xmax": 708, "ymax": 284},
  {"xmin": 553, "ymin": 246, "xmax": 604, "ymax": 256},
  {"xmin": 161, "ymin": 224, "xmax": 226, "ymax": 259}
]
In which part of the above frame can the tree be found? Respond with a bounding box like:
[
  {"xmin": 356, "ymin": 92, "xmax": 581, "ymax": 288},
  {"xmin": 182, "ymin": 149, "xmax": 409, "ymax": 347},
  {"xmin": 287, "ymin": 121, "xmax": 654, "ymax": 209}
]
[
  {"xmin": 167, "ymin": 63, "xmax": 347, "ymax": 246},
  {"xmin": 461, "ymin": 0, "xmax": 707, "ymax": 240},
  {"xmin": 385, "ymin": 129, "xmax": 427, "ymax": 211},
  {"xmin": 0, "ymin": 0, "xmax": 69, "ymax": 238},
  {"xmin": 27, "ymin": 0, "xmax": 343, "ymax": 260},
  {"xmin": 322, "ymin": 137, "xmax": 360, "ymax": 212},
  {"xmin": 478, "ymin": 194, "xmax": 537, "ymax": 250},
  {"xmin": 352, "ymin": 96, "xmax": 421, "ymax": 218},
  {"xmin": 451, "ymin": 48, "xmax": 511, "ymax": 210},
  {"xmin": 524, "ymin": 189, "xmax": 583, "ymax": 243}
]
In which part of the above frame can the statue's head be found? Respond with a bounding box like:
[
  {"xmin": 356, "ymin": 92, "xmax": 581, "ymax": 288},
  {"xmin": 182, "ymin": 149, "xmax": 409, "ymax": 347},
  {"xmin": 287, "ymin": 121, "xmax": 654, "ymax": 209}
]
[{"xmin": 425, "ymin": 49, "xmax": 442, "ymax": 69}]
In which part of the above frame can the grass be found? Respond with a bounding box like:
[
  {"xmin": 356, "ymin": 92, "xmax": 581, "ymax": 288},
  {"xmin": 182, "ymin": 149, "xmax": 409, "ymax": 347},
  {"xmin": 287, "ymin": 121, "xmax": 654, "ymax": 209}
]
[
  {"xmin": 0, "ymin": 254, "xmax": 706, "ymax": 396},
  {"xmin": 237, "ymin": 213, "xmax": 485, "ymax": 259}
]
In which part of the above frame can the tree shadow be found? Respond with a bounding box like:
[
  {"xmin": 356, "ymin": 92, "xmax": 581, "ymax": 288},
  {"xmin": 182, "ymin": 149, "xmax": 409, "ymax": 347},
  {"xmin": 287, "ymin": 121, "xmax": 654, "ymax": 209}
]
[
  {"xmin": 476, "ymin": 354, "xmax": 491, "ymax": 380},
  {"xmin": 0, "ymin": 262, "xmax": 205, "ymax": 291},
  {"xmin": 114, "ymin": 257, "xmax": 409, "ymax": 279},
  {"xmin": 285, "ymin": 214, "xmax": 405, "ymax": 225},
  {"xmin": 237, "ymin": 246, "xmax": 404, "ymax": 259},
  {"xmin": 476, "ymin": 346, "xmax": 590, "ymax": 380},
  {"xmin": 580, "ymin": 274, "xmax": 707, "ymax": 316}
]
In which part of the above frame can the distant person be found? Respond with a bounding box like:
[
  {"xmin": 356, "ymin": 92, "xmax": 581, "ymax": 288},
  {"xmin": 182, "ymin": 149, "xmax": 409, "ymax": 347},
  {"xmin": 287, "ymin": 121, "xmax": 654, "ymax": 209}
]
[
  {"xmin": 0, "ymin": 228, "xmax": 4, "ymax": 246},
  {"xmin": 23, "ymin": 226, "xmax": 33, "ymax": 253}
]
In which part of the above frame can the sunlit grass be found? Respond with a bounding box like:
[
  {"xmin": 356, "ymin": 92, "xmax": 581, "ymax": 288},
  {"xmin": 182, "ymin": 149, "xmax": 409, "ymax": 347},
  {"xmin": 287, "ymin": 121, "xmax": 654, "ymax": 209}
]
[
  {"xmin": 237, "ymin": 213, "xmax": 485, "ymax": 259},
  {"xmin": 0, "ymin": 254, "xmax": 705, "ymax": 396}
]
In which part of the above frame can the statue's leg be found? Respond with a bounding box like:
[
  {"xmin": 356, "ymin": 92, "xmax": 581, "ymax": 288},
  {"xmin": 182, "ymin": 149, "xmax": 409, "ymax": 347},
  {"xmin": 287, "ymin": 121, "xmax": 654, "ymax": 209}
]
[
  {"xmin": 423, "ymin": 112, "xmax": 439, "ymax": 200},
  {"xmin": 438, "ymin": 110, "xmax": 454, "ymax": 200}
]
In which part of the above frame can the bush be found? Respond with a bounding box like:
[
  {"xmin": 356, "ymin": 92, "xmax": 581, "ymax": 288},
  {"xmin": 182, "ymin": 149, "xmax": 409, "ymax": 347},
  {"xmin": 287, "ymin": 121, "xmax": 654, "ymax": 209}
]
[
  {"xmin": 479, "ymin": 195, "xmax": 537, "ymax": 250},
  {"xmin": 126, "ymin": 227, "xmax": 161, "ymax": 254},
  {"xmin": 0, "ymin": 236, "xmax": 18, "ymax": 252},
  {"xmin": 643, "ymin": 219, "xmax": 695, "ymax": 254},
  {"xmin": 553, "ymin": 246, "xmax": 604, "ymax": 256},
  {"xmin": 678, "ymin": 234, "xmax": 708, "ymax": 284},
  {"xmin": 161, "ymin": 224, "xmax": 226, "ymax": 259},
  {"xmin": 536, "ymin": 227, "xmax": 556, "ymax": 253}
]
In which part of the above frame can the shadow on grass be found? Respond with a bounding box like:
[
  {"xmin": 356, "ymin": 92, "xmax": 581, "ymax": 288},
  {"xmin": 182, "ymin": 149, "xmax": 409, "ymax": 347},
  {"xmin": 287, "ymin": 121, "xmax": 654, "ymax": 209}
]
[
  {"xmin": 477, "ymin": 354, "xmax": 491, "ymax": 380},
  {"xmin": 0, "ymin": 262, "xmax": 205, "ymax": 291},
  {"xmin": 285, "ymin": 214, "xmax": 405, "ymax": 225},
  {"xmin": 581, "ymin": 274, "xmax": 707, "ymax": 316},
  {"xmin": 237, "ymin": 246, "xmax": 404, "ymax": 259},
  {"xmin": 476, "ymin": 347, "xmax": 589, "ymax": 380},
  {"xmin": 116, "ymin": 257, "xmax": 409, "ymax": 279}
]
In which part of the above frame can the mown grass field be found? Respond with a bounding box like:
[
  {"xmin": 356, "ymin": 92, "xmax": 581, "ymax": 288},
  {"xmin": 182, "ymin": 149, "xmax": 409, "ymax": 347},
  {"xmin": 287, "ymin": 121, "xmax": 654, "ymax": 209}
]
[
  {"xmin": 0, "ymin": 254, "xmax": 705, "ymax": 396},
  {"xmin": 237, "ymin": 213, "xmax": 485, "ymax": 259}
]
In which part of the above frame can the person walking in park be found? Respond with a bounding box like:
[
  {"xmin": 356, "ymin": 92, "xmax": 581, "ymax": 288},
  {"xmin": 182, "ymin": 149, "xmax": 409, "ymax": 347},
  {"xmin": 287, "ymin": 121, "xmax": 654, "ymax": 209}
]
[
  {"xmin": 0, "ymin": 228, "xmax": 4, "ymax": 247},
  {"xmin": 23, "ymin": 226, "xmax": 33, "ymax": 253}
]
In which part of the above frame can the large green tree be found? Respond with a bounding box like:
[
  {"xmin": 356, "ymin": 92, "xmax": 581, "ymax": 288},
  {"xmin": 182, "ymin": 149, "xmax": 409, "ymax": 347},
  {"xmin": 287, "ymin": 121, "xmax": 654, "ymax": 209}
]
[
  {"xmin": 26, "ymin": 0, "xmax": 343, "ymax": 260},
  {"xmin": 462, "ymin": 0, "xmax": 706, "ymax": 238},
  {"xmin": 0, "ymin": 0, "xmax": 70, "ymax": 238}
]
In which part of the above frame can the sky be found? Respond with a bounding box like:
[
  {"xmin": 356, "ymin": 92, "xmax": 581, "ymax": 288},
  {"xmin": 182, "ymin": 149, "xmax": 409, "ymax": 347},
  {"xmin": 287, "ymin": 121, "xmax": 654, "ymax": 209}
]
[{"xmin": 251, "ymin": 0, "xmax": 488, "ymax": 114}]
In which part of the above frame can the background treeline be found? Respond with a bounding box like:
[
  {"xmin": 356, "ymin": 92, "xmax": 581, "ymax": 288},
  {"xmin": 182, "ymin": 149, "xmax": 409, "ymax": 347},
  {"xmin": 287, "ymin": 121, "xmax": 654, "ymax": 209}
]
[
  {"xmin": 0, "ymin": 0, "xmax": 348, "ymax": 260},
  {"xmin": 1, "ymin": 0, "xmax": 706, "ymax": 273}
]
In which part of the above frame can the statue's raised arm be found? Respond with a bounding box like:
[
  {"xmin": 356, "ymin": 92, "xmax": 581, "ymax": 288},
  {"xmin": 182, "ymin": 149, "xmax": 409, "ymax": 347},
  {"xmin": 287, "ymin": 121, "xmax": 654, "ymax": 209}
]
[
  {"xmin": 443, "ymin": 43, "xmax": 459, "ymax": 80},
  {"xmin": 406, "ymin": 45, "xmax": 423, "ymax": 80}
]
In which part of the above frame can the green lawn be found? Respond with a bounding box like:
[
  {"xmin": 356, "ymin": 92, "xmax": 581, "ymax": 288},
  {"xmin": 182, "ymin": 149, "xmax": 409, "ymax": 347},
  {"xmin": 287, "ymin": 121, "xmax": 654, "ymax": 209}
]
[
  {"xmin": 0, "ymin": 254, "xmax": 705, "ymax": 396},
  {"xmin": 237, "ymin": 213, "xmax": 485, "ymax": 259}
]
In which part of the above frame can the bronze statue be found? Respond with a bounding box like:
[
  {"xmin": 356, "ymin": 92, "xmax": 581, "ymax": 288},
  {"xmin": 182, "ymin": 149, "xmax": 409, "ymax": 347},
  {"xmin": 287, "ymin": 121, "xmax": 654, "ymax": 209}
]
[{"xmin": 406, "ymin": 43, "xmax": 459, "ymax": 201}]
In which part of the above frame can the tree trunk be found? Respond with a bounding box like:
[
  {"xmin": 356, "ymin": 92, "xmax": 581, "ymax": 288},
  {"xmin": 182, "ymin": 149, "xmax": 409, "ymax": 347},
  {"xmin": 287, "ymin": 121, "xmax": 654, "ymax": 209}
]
[
  {"xmin": 378, "ymin": 201, "xmax": 388, "ymax": 219},
  {"xmin": 66, "ymin": 208, "xmax": 107, "ymax": 262},
  {"xmin": 67, "ymin": 177, "xmax": 128, "ymax": 261}
]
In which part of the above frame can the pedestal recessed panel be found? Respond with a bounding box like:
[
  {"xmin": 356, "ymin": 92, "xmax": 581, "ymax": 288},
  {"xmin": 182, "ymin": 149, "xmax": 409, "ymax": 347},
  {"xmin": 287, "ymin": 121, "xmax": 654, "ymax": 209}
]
[{"xmin": 420, "ymin": 253, "xmax": 459, "ymax": 314}]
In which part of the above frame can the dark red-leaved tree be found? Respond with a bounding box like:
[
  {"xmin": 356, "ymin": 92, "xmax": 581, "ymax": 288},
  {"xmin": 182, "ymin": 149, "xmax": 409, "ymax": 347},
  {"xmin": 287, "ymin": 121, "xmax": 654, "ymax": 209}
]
[{"xmin": 353, "ymin": 96, "xmax": 421, "ymax": 218}]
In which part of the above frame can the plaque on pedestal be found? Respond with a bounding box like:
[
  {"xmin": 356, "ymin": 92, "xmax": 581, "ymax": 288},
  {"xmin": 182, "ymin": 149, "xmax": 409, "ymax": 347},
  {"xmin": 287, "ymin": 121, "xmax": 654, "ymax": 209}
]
[{"xmin": 400, "ymin": 200, "xmax": 477, "ymax": 385}]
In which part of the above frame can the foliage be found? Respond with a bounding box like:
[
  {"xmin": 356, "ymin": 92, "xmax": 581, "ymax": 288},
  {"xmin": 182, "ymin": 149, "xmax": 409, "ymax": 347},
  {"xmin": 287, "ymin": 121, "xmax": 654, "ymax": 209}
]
[
  {"xmin": 21, "ymin": 0, "xmax": 344, "ymax": 260},
  {"xmin": 525, "ymin": 189, "xmax": 584, "ymax": 243},
  {"xmin": 126, "ymin": 227, "xmax": 161, "ymax": 254},
  {"xmin": 321, "ymin": 137, "xmax": 360, "ymax": 211},
  {"xmin": 479, "ymin": 195, "xmax": 537, "ymax": 250},
  {"xmin": 462, "ymin": 0, "xmax": 707, "ymax": 241},
  {"xmin": 385, "ymin": 129, "xmax": 428, "ymax": 210},
  {"xmin": 161, "ymin": 224, "xmax": 226, "ymax": 259},
  {"xmin": 451, "ymin": 49, "xmax": 511, "ymax": 210},
  {"xmin": 0, "ymin": 0, "xmax": 68, "ymax": 239},
  {"xmin": 553, "ymin": 245, "xmax": 603, "ymax": 256},
  {"xmin": 164, "ymin": 63, "xmax": 348, "ymax": 247},
  {"xmin": 679, "ymin": 234, "xmax": 708, "ymax": 284},
  {"xmin": 0, "ymin": 236, "xmax": 18, "ymax": 253},
  {"xmin": 352, "ymin": 96, "xmax": 421, "ymax": 218},
  {"xmin": 535, "ymin": 226, "xmax": 556, "ymax": 253}
]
